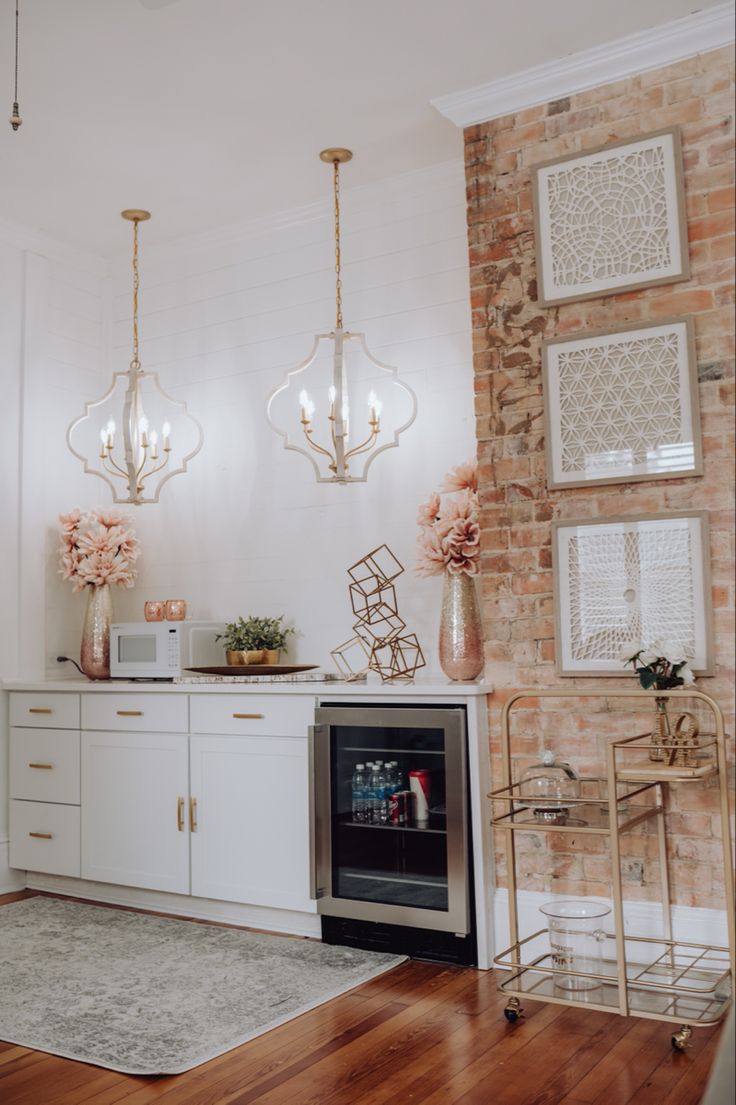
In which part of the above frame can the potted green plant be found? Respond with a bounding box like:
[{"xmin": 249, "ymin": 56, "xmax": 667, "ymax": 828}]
[
  {"xmin": 216, "ymin": 618, "xmax": 265, "ymax": 665},
  {"xmin": 216, "ymin": 615, "xmax": 296, "ymax": 666},
  {"xmin": 247, "ymin": 615, "xmax": 295, "ymax": 664}
]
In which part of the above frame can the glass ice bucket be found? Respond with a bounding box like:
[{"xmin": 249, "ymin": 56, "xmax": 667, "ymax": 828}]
[{"xmin": 540, "ymin": 899, "xmax": 611, "ymax": 991}]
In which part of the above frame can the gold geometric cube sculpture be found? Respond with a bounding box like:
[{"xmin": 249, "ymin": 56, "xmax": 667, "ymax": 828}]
[{"xmin": 333, "ymin": 545, "xmax": 426, "ymax": 683}]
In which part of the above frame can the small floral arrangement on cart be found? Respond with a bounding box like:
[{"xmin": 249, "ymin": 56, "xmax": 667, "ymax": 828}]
[{"xmin": 621, "ymin": 641, "xmax": 700, "ymax": 767}]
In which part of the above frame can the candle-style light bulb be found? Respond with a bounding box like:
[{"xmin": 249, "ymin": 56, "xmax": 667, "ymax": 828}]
[
  {"xmin": 367, "ymin": 390, "xmax": 382, "ymax": 424},
  {"xmin": 149, "ymin": 429, "xmax": 159, "ymax": 459},
  {"xmin": 299, "ymin": 389, "xmax": 314, "ymax": 423},
  {"xmin": 162, "ymin": 421, "xmax": 171, "ymax": 450}
]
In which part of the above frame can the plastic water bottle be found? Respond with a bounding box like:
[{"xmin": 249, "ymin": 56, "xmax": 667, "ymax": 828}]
[
  {"xmin": 352, "ymin": 763, "xmax": 367, "ymax": 823},
  {"xmin": 374, "ymin": 764, "xmax": 389, "ymax": 825},
  {"xmin": 385, "ymin": 762, "xmax": 398, "ymax": 793}
]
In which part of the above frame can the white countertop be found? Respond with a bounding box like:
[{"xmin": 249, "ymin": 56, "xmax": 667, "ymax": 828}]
[{"xmin": 3, "ymin": 677, "xmax": 492, "ymax": 698}]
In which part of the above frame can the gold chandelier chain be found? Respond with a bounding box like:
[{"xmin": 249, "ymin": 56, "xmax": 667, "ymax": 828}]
[
  {"xmin": 131, "ymin": 219, "xmax": 140, "ymax": 369},
  {"xmin": 333, "ymin": 158, "xmax": 342, "ymax": 331}
]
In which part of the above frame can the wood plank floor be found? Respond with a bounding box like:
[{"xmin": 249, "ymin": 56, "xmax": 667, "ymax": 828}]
[{"xmin": 0, "ymin": 891, "xmax": 723, "ymax": 1105}]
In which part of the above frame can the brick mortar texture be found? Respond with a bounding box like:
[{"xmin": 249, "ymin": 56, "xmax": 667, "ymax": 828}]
[{"xmin": 464, "ymin": 45, "xmax": 735, "ymax": 910}]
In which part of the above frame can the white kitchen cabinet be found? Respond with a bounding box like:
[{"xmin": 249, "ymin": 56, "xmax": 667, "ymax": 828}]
[
  {"xmin": 190, "ymin": 734, "xmax": 311, "ymax": 911},
  {"xmin": 81, "ymin": 730, "xmax": 190, "ymax": 894}
]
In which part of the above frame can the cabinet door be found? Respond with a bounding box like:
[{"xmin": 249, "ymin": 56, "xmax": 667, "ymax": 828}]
[
  {"xmin": 190, "ymin": 734, "xmax": 312, "ymax": 912},
  {"xmin": 81, "ymin": 731, "xmax": 189, "ymax": 894}
]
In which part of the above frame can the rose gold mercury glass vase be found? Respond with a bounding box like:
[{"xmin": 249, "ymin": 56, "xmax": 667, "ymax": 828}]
[
  {"xmin": 80, "ymin": 584, "xmax": 112, "ymax": 680},
  {"xmin": 438, "ymin": 572, "xmax": 484, "ymax": 681}
]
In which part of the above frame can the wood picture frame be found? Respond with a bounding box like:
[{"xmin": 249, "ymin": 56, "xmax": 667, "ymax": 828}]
[
  {"xmin": 533, "ymin": 128, "xmax": 690, "ymax": 307},
  {"xmin": 552, "ymin": 511, "xmax": 713, "ymax": 677},
  {"xmin": 542, "ymin": 317, "xmax": 703, "ymax": 489}
]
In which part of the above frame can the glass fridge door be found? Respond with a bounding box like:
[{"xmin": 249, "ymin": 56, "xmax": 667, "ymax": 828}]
[{"xmin": 311, "ymin": 706, "xmax": 468, "ymax": 933}]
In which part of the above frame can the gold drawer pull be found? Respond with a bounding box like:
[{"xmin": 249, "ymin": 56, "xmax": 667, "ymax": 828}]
[
  {"xmin": 190, "ymin": 797, "xmax": 198, "ymax": 833},
  {"xmin": 177, "ymin": 796, "xmax": 185, "ymax": 832},
  {"xmin": 117, "ymin": 710, "xmax": 143, "ymax": 717},
  {"xmin": 232, "ymin": 713, "xmax": 264, "ymax": 719},
  {"xmin": 29, "ymin": 831, "xmax": 53, "ymax": 840},
  {"xmin": 29, "ymin": 763, "xmax": 53, "ymax": 770},
  {"xmin": 28, "ymin": 707, "xmax": 52, "ymax": 715}
]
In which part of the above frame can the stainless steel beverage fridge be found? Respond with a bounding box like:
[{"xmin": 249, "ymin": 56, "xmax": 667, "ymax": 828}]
[{"xmin": 310, "ymin": 703, "xmax": 477, "ymax": 964}]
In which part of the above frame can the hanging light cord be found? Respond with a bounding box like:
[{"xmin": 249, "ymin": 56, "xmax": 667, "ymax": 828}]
[
  {"xmin": 9, "ymin": 0, "xmax": 21, "ymax": 131},
  {"xmin": 333, "ymin": 158, "xmax": 343, "ymax": 331},
  {"xmin": 131, "ymin": 218, "xmax": 141, "ymax": 369}
]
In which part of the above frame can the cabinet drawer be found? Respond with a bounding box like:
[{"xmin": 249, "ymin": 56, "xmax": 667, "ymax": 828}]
[
  {"xmin": 10, "ymin": 693, "xmax": 80, "ymax": 730},
  {"xmin": 189, "ymin": 694, "xmax": 313, "ymax": 737},
  {"xmin": 10, "ymin": 728, "xmax": 80, "ymax": 804},
  {"xmin": 9, "ymin": 800, "xmax": 81, "ymax": 877},
  {"xmin": 81, "ymin": 694, "xmax": 188, "ymax": 733}
]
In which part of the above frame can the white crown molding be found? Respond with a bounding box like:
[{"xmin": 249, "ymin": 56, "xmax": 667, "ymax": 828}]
[{"xmin": 432, "ymin": 3, "xmax": 736, "ymax": 127}]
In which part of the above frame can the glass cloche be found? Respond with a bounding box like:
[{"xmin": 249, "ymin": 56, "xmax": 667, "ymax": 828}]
[{"xmin": 519, "ymin": 750, "xmax": 581, "ymax": 824}]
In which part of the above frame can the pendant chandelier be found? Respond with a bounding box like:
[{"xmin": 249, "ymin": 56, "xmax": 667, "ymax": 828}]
[
  {"xmin": 266, "ymin": 149, "xmax": 417, "ymax": 483},
  {"xmin": 67, "ymin": 210, "xmax": 203, "ymax": 504},
  {"xmin": 9, "ymin": 1, "xmax": 21, "ymax": 130}
]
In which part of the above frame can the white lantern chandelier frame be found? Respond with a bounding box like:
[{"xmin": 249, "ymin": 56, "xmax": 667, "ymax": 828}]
[
  {"xmin": 67, "ymin": 210, "xmax": 203, "ymax": 505},
  {"xmin": 266, "ymin": 149, "xmax": 418, "ymax": 484}
]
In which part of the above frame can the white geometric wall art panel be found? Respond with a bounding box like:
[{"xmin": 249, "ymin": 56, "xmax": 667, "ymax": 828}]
[
  {"xmin": 553, "ymin": 512, "xmax": 713, "ymax": 676},
  {"xmin": 533, "ymin": 128, "xmax": 690, "ymax": 306},
  {"xmin": 542, "ymin": 319, "xmax": 702, "ymax": 488}
]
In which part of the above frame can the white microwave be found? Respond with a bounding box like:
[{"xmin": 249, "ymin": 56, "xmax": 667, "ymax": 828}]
[{"xmin": 109, "ymin": 621, "xmax": 225, "ymax": 679}]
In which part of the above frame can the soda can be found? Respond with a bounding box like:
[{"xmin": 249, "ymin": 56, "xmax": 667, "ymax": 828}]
[
  {"xmin": 408, "ymin": 770, "xmax": 430, "ymax": 824},
  {"xmin": 389, "ymin": 791, "xmax": 402, "ymax": 825}
]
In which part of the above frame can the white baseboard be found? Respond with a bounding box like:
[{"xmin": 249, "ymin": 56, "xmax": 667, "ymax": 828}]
[
  {"xmin": 0, "ymin": 840, "xmax": 25, "ymax": 894},
  {"xmin": 25, "ymin": 874, "xmax": 322, "ymax": 939},
  {"xmin": 493, "ymin": 888, "xmax": 729, "ymax": 960}
]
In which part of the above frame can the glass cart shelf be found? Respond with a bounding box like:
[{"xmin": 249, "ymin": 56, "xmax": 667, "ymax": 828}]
[
  {"xmin": 495, "ymin": 928, "xmax": 731, "ymax": 1025},
  {"xmin": 490, "ymin": 688, "xmax": 735, "ymax": 1050}
]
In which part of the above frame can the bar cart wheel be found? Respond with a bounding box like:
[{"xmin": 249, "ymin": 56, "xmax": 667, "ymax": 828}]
[
  {"xmin": 504, "ymin": 997, "xmax": 523, "ymax": 1023},
  {"xmin": 671, "ymin": 1025, "xmax": 693, "ymax": 1051}
]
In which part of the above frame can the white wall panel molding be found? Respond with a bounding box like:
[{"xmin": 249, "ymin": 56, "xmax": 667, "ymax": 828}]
[
  {"xmin": 493, "ymin": 888, "xmax": 729, "ymax": 959},
  {"xmin": 432, "ymin": 4, "xmax": 736, "ymax": 127},
  {"xmin": 0, "ymin": 218, "xmax": 105, "ymax": 276},
  {"xmin": 116, "ymin": 160, "xmax": 465, "ymax": 270}
]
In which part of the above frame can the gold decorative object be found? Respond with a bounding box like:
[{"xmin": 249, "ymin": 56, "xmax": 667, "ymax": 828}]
[
  {"xmin": 665, "ymin": 712, "xmax": 700, "ymax": 768},
  {"xmin": 332, "ymin": 545, "xmax": 425, "ymax": 683},
  {"xmin": 438, "ymin": 572, "xmax": 484, "ymax": 681},
  {"xmin": 266, "ymin": 150, "xmax": 417, "ymax": 483},
  {"xmin": 67, "ymin": 211, "xmax": 203, "ymax": 504},
  {"xmin": 80, "ymin": 583, "xmax": 112, "ymax": 681},
  {"xmin": 8, "ymin": 2, "xmax": 22, "ymax": 131}
]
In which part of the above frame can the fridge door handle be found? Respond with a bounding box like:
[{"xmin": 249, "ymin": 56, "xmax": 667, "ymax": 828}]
[{"xmin": 308, "ymin": 724, "xmax": 320, "ymax": 900}]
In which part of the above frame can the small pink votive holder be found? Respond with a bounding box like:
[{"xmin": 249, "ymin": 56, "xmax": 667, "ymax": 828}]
[
  {"xmin": 165, "ymin": 599, "xmax": 187, "ymax": 621},
  {"xmin": 144, "ymin": 601, "xmax": 164, "ymax": 622}
]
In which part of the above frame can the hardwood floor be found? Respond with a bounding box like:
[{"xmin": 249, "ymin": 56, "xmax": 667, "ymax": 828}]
[{"xmin": 0, "ymin": 891, "xmax": 723, "ymax": 1105}]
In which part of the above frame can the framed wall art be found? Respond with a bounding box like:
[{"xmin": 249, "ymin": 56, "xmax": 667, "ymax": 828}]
[
  {"xmin": 542, "ymin": 317, "xmax": 702, "ymax": 489},
  {"xmin": 553, "ymin": 511, "xmax": 713, "ymax": 677},
  {"xmin": 533, "ymin": 128, "xmax": 690, "ymax": 306}
]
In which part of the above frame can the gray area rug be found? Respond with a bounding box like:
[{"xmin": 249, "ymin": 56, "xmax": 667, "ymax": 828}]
[{"xmin": 0, "ymin": 897, "xmax": 405, "ymax": 1075}]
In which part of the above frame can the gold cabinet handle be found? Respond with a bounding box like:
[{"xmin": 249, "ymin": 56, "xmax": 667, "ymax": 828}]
[
  {"xmin": 232, "ymin": 713, "xmax": 265, "ymax": 719},
  {"xmin": 177, "ymin": 796, "xmax": 185, "ymax": 832},
  {"xmin": 28, "ymin": 707, "xmax": 52, "ymax": 715},
  {"xmin": 29, "ymin": 831, "xmax": 53, "ymax": 840},
  {"xmin": 190, "ymin": 797, "xmax": 198, "ymax": 833},
  {"xmin": 117, "ymin": 710, "xmax": 143, "ymax": 717},
  {"xmin": 29, "ymin": 763, "xmax": 53, "ymax": 770}
]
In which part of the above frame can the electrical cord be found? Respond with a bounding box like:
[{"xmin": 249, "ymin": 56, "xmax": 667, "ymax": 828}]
[{"xmin": 56, "ymin": 655, "xmax": 85, "ymax": 676}]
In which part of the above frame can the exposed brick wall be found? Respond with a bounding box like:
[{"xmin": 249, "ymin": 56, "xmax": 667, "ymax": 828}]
[{"xmin": 465, "ymin": 46, "xmax": 735, "ymax": 909}]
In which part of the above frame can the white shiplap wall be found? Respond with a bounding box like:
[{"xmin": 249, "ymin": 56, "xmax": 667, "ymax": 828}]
[{"xmin": 92, "ymin": 159, "xmax": 476, "ymax": 673}]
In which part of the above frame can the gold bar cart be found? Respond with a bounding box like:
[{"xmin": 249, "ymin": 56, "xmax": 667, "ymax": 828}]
[{"xmin": 490, "ymin": 688, "xmax": 734, "ymax": 1050}]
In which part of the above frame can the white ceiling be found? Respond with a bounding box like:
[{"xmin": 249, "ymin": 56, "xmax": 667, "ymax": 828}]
[{"xmin": 0, "ymin": 0, "xmax": 721, "ymax": 254}]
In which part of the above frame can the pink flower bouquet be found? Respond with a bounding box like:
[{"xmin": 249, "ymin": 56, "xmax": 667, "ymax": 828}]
[
  {"xmin": 416, "ymin": 461, "xmax": 480, "ymax": 577},
  {"xmin": 58, "ymin": 508, "xmax": 139, "ymax": 592}
]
